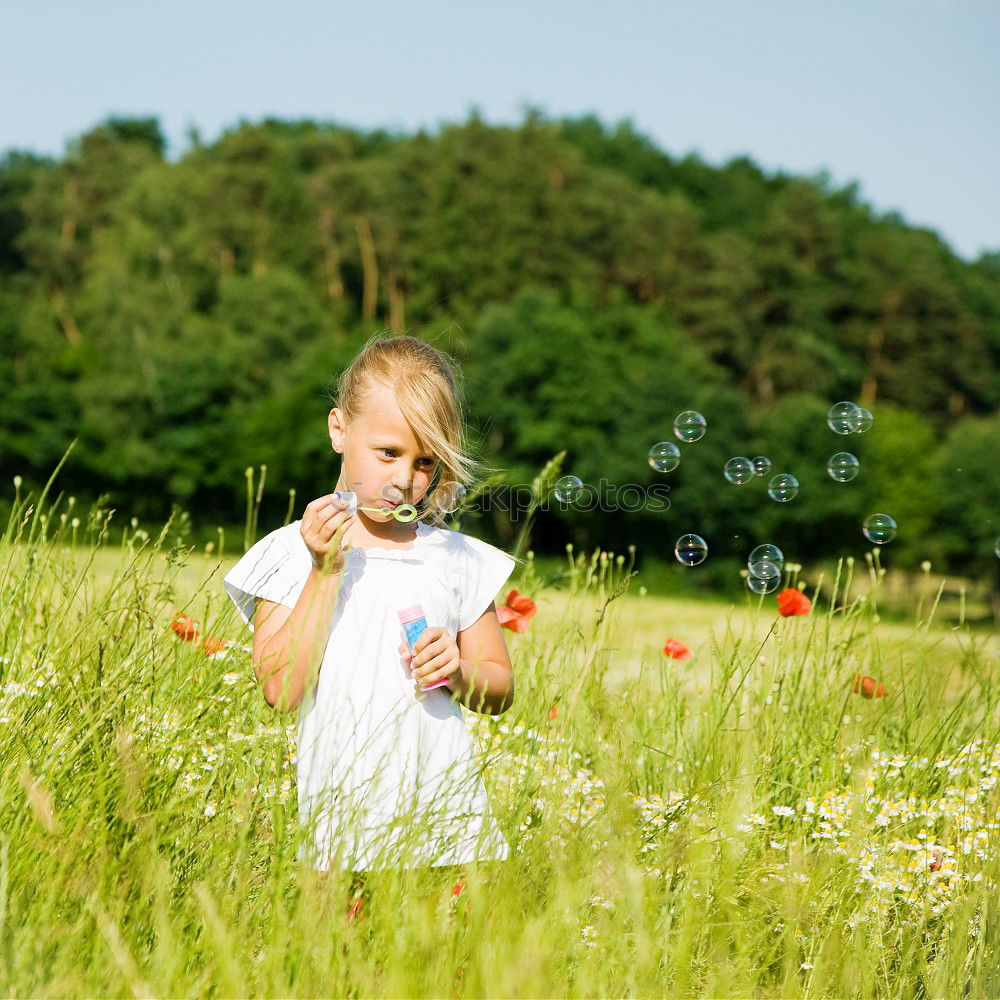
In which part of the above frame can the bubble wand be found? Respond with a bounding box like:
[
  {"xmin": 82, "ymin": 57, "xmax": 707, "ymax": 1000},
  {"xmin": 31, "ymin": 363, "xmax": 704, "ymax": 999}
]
[{"xmin": 334, "ymin": 491, "xmax": 420, "ymax": 522}]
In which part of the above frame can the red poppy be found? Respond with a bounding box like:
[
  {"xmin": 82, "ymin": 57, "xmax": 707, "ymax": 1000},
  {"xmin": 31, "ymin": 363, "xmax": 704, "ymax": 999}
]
[
  {"xmin": 200, "ymin": 636, "xmax": 228, "ymax": 656},
  {"xmin": 548, "ymin": 705, "xmax": 559, "ymax": 720},
  {"xmin": 346, "ymin": 895, "xmax": 364, "ymax": 924},
  {"xmin": 852, "ymin": 674, "xmax": 887, "ymax": 699},
  {"xmin": 777, "ymin": 588, "xmax": 811, "ymax": 617},
  {"xmin": 171, "ymin": 613, "xmax": 199, "ymax": 642},
  {"xmin": 929, "ymin": 848, "xmax": 944, "ymax": 873},
  {"xmin": 496, "ymin": 589, "xmax": 537, "ymax": 633},
  {"xmin": 663, "ymin": 638, "xmax": 692, "ymax": 661},
  {"xmin": 451, "ymin": 879, "xmax": 465, "ymax": 898}
]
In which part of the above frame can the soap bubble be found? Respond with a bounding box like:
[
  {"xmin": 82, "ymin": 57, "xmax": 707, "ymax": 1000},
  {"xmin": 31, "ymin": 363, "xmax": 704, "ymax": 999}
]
[
  {"xmin": 648, "ymin": 441, "xmax": 681, "ymax": 473},
  {"xmin": 853, "ymin": 407, "xmax": 873, "ymax": 433},
  {"xmin": 994, "ymin": 537, "xmax": 1000, "ymax": 559},
  {"xmin": 724, "ymin": 457, "xmax": 755, "ymax": 485},
  {"xmin": 748, "ymin": 559, "xmax": 781, "ymax": 585},
  {"xmin": 768, "ymin": 473, "xmax": 799, "ymax": 502},
  {"xmin": 749, "ymin": 544, "xmax": 784, "ymax": 569},
  {"xmin": 827, "ymin": 452, "xmax": 860, "ymax": 482},
  {"xmin": 674, "ymin": 410, "xmax": 707, "ymax": 443},
  {"xmin": 432, "ymin": 481, "xmax": 467, "ymax": 513},
  {"xmin": 827, "ymin": 401, "xmax": 860, "ymax": 435},
  {"xmin": 863, "ymin": 513, "xmax": 897, "ymax": 545},
  {"xmin": 747, "ymin": 573, "xmax": 780, "ymax": 595},
  {"xmin": 554, "ymin": 475, "xmax": 584, "ymax": 503},
  {"xmin": 674, "ymin": 534, "xmax": 708, "ymax": 566},
  {"xmin": 752, "ymin": 456, "xmax": 772, "ymax": 477}
]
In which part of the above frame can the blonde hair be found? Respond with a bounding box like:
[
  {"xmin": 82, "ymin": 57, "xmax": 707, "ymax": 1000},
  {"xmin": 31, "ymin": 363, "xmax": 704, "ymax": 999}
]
[{"xmin": 329, "ymin": 333, "xmax": 481, "ymax": 526}]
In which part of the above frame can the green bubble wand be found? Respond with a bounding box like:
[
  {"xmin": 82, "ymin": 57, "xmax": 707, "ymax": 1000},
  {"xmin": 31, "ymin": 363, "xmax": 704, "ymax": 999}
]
[
  {"xmin": 357, "ymin": 503, "xmax": 419, "ymax": 522},
  {"xmin": 336, "ymin": 490, "xmax": 420, "ymax": 522}
]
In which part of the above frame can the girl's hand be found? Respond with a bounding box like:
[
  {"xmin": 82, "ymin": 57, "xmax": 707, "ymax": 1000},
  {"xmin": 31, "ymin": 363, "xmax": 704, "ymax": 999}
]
[
  {"xmin": 301, "ymin": 493, "xmax": 357, "ymax": 574},
  {"xmin": 398, "ymin": 627, "xmax": 461, "ymax": 690}
]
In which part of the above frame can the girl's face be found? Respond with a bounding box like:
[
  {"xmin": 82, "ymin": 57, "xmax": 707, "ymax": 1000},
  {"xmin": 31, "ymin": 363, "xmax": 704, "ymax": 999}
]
[{"xmin": 329, "ymin": 383, "xmax": 438, "ymax": 526}]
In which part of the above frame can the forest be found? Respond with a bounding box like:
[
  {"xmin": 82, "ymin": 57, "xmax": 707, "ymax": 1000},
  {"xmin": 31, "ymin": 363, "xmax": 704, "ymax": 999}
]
[{"xmin": 0, "ymin": 112, "xmax": 998, "ymax": 578}]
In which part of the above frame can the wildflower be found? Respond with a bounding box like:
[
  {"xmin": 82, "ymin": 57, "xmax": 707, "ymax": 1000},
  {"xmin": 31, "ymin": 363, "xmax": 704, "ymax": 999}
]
[
  {"xmin": 930, "ymin": 848, "xmax": 944, "ymax": 873},
  {"xmin": 200, "ymin": 636, "xmax": 228, "ymax": 656},
  {"xmin": 171, "ymin": 612, "xmax": 199, "ymax": 642},
  {"xmin": 853, "ymin": 675, "xmax": 887, "ymax": 699},
  {"xmin": 548, "ymin": 705, "xmax": 558, "ymax": 720},
  {"xmin": 777, "ymin": 588, "xmax": 811, "ymax": 617},
  {"xmin": 663, "ymin": 638, "xmax": 692, "ymax": 661},
  {"xmin": 496, "ymin": 590, "xmax": 537, "ymax": 633},
  {"xmin": 346, "ymin": 895, "xmax": 365, "ymax": 924}
]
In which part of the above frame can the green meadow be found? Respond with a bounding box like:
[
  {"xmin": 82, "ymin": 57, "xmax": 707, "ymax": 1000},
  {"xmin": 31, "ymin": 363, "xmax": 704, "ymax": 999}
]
[{"xmin": 2, "ymin": 485, "xmax": 1000, "ymax": 998}]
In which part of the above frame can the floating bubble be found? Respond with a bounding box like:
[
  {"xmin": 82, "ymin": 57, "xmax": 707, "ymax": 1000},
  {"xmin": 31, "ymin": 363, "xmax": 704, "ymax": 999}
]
[
  {"xmin": 648, "ymin": 441, "xmax": 681, "ymax": 473},
  {"xmin": 853, "ymin": 407, "xmax": 873, "ymax": 433},
  {"xmin": 749, "ymin": 543, "xmax": 784, "ymax": 569},
  {"xmin": 554, "ymin": 475, "xmax": 584, "ymax": 503},
  {"xmin": 674, "ymin": 534, "xmax": 708, "ymax": 566},
  {"xmin": 432, "ymin": 481, "xmax": 467, "ymax": 513},
  {"xmin": 747, "ymin": 573, "xmax": 780, "ymax": 595},
  {"xmin": 827, "ymin": 401, "xmax": 860, "ymax": 435},
  {"xmin": 827, "ymin": 452, "xmax": 860, "ymax": 483},
  {"xmin": 768, "ymin": 474, "xmax": 799, "ymax": 502},
  {"xmin": 863, "ymin": 513, "xmax": 897, "ymax": 545},
  {"xmin": 724, "ymin": 456, "xmax": 755, "ymax": 485},
  {"xmin": 748, "ymin": 559, "xmax": 781, "ymax": 585},
  {"xmin": 752, "ymin": 456, "xmax": 772, "ymax": 477},
  {"xmin": 994, "ymin": 537, "xmax": 1000, "ymax": 559},
  {"xmin": 674, "ymin": 410, "xmax": 707, "ymax": 443}
]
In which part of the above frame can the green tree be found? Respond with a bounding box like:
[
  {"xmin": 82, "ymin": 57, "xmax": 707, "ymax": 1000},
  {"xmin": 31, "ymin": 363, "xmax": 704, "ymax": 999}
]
[{"xmin": 934, "ymin": 413, "xmax": 1000, "ymax": 595}]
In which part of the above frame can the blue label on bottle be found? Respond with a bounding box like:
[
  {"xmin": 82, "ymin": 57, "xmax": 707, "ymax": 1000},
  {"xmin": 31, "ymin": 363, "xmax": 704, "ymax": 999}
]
[{"xmin": 401, "ymin": 615, "xmax": 427, "ymax": 649}]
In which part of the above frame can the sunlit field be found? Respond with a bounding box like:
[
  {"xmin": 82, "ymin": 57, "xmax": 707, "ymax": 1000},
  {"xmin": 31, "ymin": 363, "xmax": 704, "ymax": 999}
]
[{"xmin": 2, "ymin": 489, "xmax": 1000, "ymax": 998}]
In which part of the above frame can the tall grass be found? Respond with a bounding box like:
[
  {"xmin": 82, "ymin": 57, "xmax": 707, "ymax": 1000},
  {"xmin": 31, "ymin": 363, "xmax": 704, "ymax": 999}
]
[{"xmin": 1, "ymin": 469, "xmax": 998, "ymax": 997}]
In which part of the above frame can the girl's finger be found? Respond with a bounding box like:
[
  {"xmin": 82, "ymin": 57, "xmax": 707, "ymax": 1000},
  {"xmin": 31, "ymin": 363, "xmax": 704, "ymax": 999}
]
[
  {"xmin": 415, "ymin": 637, "xmax": 450, "ymax": 667},
  {"xmin": 413, "ymin": 651, "xmax": 454, "ymax": 680},
  {"xmin": 413, "ymin": 631, "xmax": 445, "ymax": 658},
  {"xmin": 412, "ymin": 626, "xmax": 446, "ymax": 654},
  {"xmin": 324, "ymin": 512, "xmax": 355, "ymax": 537}
]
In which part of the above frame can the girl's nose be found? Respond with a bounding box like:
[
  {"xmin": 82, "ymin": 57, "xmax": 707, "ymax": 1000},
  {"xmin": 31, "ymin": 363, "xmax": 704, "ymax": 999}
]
[{"xmin": 383, "ymin": 482, "xmax": 407, "ymax": 503}]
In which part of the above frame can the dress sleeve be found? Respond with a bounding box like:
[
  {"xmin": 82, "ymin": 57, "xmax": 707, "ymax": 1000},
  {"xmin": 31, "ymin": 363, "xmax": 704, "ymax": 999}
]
[
  {"xmin": 222, "ymin": 528, "xmax": 309, "ymax": 629},
  {"xmin": 456, "ymin": 536, "xmax": 517, "ymax": 632}
]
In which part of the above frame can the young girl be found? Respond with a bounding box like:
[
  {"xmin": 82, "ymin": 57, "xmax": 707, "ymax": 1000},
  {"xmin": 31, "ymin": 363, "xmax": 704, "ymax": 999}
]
[{"xmin": 223, "ymin": 334, "xmax": 517, "ymax": 876}]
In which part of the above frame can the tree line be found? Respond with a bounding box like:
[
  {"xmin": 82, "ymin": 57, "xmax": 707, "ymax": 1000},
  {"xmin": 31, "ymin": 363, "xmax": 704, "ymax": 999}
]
[{"xmin": 0, "ymin": 112, "xmax": 998, "ymax": 579}]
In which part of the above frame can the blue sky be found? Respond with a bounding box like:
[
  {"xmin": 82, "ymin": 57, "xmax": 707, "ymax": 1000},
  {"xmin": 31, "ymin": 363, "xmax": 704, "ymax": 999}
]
[{"xmin": 3, "ymin": 0, "xmax": 997, "ymax": 259}]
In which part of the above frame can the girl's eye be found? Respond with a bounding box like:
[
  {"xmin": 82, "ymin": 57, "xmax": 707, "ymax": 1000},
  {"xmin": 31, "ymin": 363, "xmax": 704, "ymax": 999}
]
[{"xmin": 378, "ymin": 449, "xmax": 436, "ymax": 468}]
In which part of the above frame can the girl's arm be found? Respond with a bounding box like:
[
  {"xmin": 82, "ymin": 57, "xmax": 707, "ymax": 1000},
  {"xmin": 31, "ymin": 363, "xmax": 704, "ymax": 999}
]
[
  {"xmin": 453, "ymin": 604, "xmax": 515, "ymax": 714},
  {"xmin": 253, "ymin": 494, "xmax": 355, "ymax": 711},
  {"xmin": 253, "ymin": 568, "xmax": 343, "ymax": 711}
]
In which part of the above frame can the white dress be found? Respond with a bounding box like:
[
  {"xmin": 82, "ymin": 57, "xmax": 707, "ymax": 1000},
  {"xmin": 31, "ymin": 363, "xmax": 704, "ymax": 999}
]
[{"xmin": 222, "ymin": 519, "xmax": 516, "ymax": 872}]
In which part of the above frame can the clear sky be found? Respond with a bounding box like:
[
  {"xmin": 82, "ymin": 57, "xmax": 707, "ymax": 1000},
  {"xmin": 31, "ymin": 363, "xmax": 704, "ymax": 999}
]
[{"xmin": 3, "ymin": 0, "xmax": 997, "ymax": 260}]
